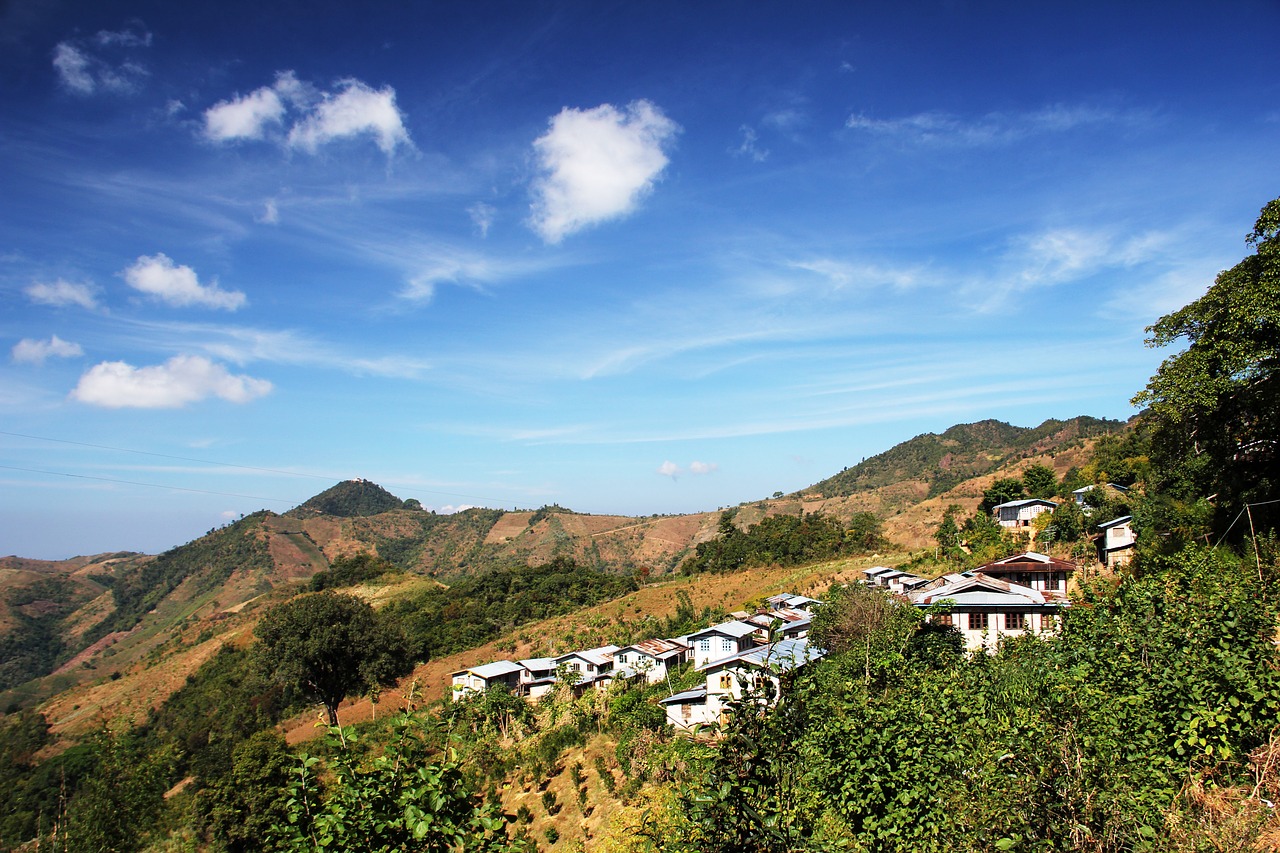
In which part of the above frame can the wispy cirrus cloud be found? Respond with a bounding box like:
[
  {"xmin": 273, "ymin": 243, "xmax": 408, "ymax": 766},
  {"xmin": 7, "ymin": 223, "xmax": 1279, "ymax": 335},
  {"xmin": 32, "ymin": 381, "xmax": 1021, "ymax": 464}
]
[
  {"xmin": 25, "ymin": 279, "xmax": 100, "ymax": 310},
  {"xmin": 52, "ymin": 24, "xmax": 151, "ymax": 95},
  {"xmin": 846, "ymin": 103, "xmax": 1136, "ymax": 146},
  {"xmin": 70, "ymin": 354, "xmax": 271, "ymax": 408},
  {"xmin": 122, "ymin": 254, "xmax": 246, "ymax": 310},
  {"xmin": 528, "ymin": 99, "xmax": 680, "ymax": 243},
  {"xmin": 12, "ymin": 335, "xmax": 83, "ymax": 365},
  {"xmin": 204, "ymin": 71, "xmax": 410, "ymax": 155}
]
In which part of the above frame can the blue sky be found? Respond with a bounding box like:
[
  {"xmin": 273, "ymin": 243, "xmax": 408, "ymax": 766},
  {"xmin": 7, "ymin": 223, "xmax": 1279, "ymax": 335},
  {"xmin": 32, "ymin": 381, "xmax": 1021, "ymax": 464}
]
[{"xmin": 3, "ymin": 1, "xmax": 1278, "ymax": 560}]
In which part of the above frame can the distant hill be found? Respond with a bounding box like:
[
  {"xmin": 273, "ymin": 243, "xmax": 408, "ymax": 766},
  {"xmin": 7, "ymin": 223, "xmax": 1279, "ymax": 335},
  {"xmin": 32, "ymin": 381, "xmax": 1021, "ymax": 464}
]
[
  {"xmin": 287, "ymin": 478, "xmax": 406, "ymax": 518},
  {"xmin": 803, "ymin": 416, "xmax": 1125, "ymax": 501}
]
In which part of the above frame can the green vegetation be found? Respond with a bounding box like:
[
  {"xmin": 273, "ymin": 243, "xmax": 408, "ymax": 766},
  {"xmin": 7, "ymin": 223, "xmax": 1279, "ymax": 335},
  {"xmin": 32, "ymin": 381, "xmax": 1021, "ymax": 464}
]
[
  {"xmin": 255, "ymin": 591, "xmax": 414, "ymax": 726},
  {"xmin": 681, "ymin": 510, "xmax": 885, "ymax": 574},
  {"xmin": 308, "ymin": 550, "xmax": 399, "ymax": 591},
  {"xmin": 0, "ymin": 575, "xmax": 88, "ymax": 692},
  {"xmin": 383, "ymin": 556, "xmax": 638, "ymax": 660},
  {"xmin": 288, "ymin": 479, "xmax": 406, "ymax": 518},
  {"xmin": 807, "ymin": 416, "xmax": 1123, "ymax": 500}
]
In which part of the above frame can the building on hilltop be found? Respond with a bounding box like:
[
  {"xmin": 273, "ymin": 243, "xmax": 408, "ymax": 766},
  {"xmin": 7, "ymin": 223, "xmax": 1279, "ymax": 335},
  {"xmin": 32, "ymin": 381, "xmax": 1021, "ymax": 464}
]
[{"xmin": 992, "ymin": 498, "xmax": 1058, "ymax": 529}]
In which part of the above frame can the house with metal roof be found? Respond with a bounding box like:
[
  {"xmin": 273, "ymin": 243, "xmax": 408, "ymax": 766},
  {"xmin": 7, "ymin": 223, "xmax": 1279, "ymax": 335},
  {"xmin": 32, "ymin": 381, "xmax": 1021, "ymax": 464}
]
[
  {"xmin": 992, "ymin": 498, "xmax": 1058, "ymax": 529},
  {"xmin": 976, "ymin": 551, "xmax": 1076, "ymax": 593},
  {"xmin": 517, "ymin": 657, "xmax": 559, "ymax": 699},
  {"xmin": 664, "ymin": 638, "xmax": 826, "ymax": 729},
  {"xmin": 554, "ymin": 645, "xmax": 620, "ymax": 692},
  {"xmin": 450, "ymin": 660, "xmax": 527, "ymax": 700},
  {"xmin": 910, "ymin": 573, "xmax": 1069, "ymax": 652},
  {"xmin": 686, "ymin": 620, "xmax": 760, "ymax": 668},
  {"xmin": 765, "ymin": 593, "xmax": 821, "ymax": 613},
  {"xmin": 612, "ymin": 638, "xmax": 690, "ymax": 684},
  {"xmin": 1095, "ymin": 515, "xmax": 1136, "ymax": 568}
]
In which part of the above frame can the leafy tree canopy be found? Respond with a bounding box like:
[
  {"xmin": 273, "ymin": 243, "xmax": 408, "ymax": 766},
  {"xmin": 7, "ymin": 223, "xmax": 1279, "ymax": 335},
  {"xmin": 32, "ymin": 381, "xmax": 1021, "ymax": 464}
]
[
  {"xmin": 979, "ymin": 477, "xmax": 1026, "ymax": 513},
  {"xmin": 254, "ymin": 592, "xmax": 413, "ymax": 726},
  {"xmin": 1133, "ymin": 197, "xmax": 1280, "ymax": 536}
]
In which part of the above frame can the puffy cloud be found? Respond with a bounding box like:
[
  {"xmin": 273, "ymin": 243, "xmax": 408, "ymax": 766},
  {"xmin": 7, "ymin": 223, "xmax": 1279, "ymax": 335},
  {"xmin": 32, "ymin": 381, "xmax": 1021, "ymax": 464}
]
[
  {"xmin": 204, "ymin": 72, "xmax": 409, "ymax": 155},
  {"xmin": 204, "ymin": 85, "xmax": 287, "ymax": 141},
  {"xmin": 122, "ymin": 254, "xmax": 246, "ymax": 310},
  {"xmin": 52, "ymin": 25, "xmax": 150, "ymax": 95},
  {"xmin": 25, "ymin": 279, "xmax": 99, "ymax": 310},
  {"xmin": 287, "ymin": 79, "xmax": 409, "ymax": 153},
  {"xmin": 12, "ymin": 335, "xmax": 83, "ymax": 365},
  {"xmin": 689, "ymin": 461, "xmax": 719, "ymax": 475},
  {"xmin": 70, "ymin": 354, "xmax": 272, "ymax": 408},
  {"xmin": 528, "ymin": 99, "xmax": 679, "ymax": 243},
  {"xmin": 657, "ymin": 460, "xmax": 681, "ymax": 479}
]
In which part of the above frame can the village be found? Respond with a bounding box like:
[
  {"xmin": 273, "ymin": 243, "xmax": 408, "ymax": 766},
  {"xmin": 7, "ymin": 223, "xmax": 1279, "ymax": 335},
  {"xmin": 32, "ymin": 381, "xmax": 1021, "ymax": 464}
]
[{"xmin": 450, "ymin": 492, "xmax": 1138, "ymax": 730}]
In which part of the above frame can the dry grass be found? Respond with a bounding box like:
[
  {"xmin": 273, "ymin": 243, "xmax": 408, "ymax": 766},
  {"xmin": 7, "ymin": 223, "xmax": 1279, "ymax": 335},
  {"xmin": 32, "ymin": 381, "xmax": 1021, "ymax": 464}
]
[{"xmin": 1166, "ymin": 731, "xmax": 1280, "ymax": 852}]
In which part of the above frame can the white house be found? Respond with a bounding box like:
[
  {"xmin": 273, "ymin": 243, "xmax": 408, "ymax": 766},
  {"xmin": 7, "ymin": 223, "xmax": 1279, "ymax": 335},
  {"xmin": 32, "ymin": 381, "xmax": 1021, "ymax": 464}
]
[
  {"xmin": 554, "ymin": 645, "xmax": 620, "ymax": 691},
  {"xmin": 664, "ymin": 638, "xmax": 825, "ymax": 729},
  {"xmin": 764, "ymin": 593, "xmax": 821, "ymax": 613},
  {"xmin": 1095, "ymin": 515, "xmax": 1136, "ymax": 568},
  {"xmin": 612, "ymin": 638, "xmax": 690, "ymax": 684},
  {"xmin": 450, "ymin": 660, "xmax": 526, "ymax": 700},
  {"xmin": 976, "ymin": 551, "xmax": 1076, "ymax": 593},
  {"xmin": 992, "ymin": 498, "xmax": 1058, "ymax": 529},
  {"xmin": 686, "ymin": 621, "xmax": 759, "ymax": 668},
  {"xmin": 1073, "ymin": 483, "xmax": 1130, "ymax": 508},
  {"xmin": 518, "ymin": 657, "xmax": 559, "ymax": 699},
  {"xmin": 861, "ymin": 566, "xmax": 898, "ymax": 585},
  {"xmin": 910, "ymin": 573, "xmax": 1069, "ymax": 652}
]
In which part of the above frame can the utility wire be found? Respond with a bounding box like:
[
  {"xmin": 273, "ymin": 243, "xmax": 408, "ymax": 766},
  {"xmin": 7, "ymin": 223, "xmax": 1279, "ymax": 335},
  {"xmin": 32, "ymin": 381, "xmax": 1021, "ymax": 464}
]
[{"xmin": 0, "ymin": 464, "xmax": 294, "ymax": 504}]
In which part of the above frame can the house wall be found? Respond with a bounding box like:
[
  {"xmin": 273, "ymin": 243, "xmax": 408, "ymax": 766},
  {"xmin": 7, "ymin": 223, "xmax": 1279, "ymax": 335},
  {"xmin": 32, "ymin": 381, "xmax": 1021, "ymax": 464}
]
[{"xmin": 691, "ymin": 633, "xmax": 751, "ymax": 667}]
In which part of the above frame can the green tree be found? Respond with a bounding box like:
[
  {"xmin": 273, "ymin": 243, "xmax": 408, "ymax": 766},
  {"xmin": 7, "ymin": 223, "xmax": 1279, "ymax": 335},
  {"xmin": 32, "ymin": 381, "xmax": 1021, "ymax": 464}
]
[
  {"xmin": 255, "ymin": 591, "xmax": 413, "ymax": 726},
  {"xmin": 979, "ymin": 478, "xmax": 1025, "ymax": 513},
  {"xmin": 1133, "ymin": 197, "xmax": 1280, "ymax": 536},
  {"xmin": 934, "ymin": 505, "xmax": 962, "ymax": 552},
  {"xmin": 1021, "ymin": 463, "xmax": 1058, "ymax": 499}
]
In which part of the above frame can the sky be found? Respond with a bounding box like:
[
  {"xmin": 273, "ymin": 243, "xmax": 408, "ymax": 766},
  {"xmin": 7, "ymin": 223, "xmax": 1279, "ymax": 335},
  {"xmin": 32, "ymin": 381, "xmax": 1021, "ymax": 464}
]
[{"xmin": 3, "ymin": 0, "xmax": 1278, "ymax": 560}]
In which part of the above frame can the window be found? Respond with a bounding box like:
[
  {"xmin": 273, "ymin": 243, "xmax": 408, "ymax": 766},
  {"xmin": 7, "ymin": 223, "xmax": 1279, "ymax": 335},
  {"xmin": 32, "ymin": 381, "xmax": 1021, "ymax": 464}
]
[
  {"xmin": 1045, "ymin": 573, "xmax": 1060, "ymax": 591},
  {"xmin": 719, "ymin": 673, "xmax": 733, "ymax": 690},
  {"xmin": 932, "ymin": 613, "xmax": 953, "ymax": 627},
  {"xmin": 1005, "ymin": 612, "xmax": 1026, "ymax": 630},
  {"xmin": 967, "ymin": 612, "xmax": 987, "ymax": 631},
  {"xmin": 722, "ymin": 637, "xmax": 735, "ymax": 653},
  {"xmin": 697, "ymin": 638, "xmax": 711, "ymax": 653}
]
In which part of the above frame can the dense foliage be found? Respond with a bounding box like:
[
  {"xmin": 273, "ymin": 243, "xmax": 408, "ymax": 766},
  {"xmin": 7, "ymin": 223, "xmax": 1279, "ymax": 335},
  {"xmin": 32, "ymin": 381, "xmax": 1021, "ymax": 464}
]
[
  {"xmin": 309, "ymin": 551, "xmax": 399, "ymax": 591},
  {"xmin": 1133, "ymin": 197, "xmax": 1280, "ymax": 539},
  {"xmin": 288, "ymin": 479, "xmax": 406, "ymax": 518},
  {"xmin": 0, "ymin": 575, "xmax": 90, "ymax": 692},
  {"xmin": 255, "ymin": 591, "xmax": 414, "ymax": 726},
  {"xmin": 681, "ymin": 510, "xmax": 884, "ymax": 574},
  {"xmin": 383, "ymin": 556, "xmax": 639, "ymax": 660},
  {"xmin": 649, "ymin": 544, "xmax": 1280, "ymax": 852}
]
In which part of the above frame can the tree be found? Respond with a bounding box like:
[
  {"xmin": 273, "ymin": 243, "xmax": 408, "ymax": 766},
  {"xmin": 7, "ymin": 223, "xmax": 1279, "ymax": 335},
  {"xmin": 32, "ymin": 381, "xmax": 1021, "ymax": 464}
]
[
  {"xmin": 979, "ymin": 477, "xmax": 1025, "ymax": 513},
  {"xmin": 1021, "ymin": 463, "xmax": 1058, "ymax": 499},
  {"xmin": 254, "ymin": 591, "xmax": 413, "ymax": 726},
  {"xmin": 1133, "ymin": 197, "xmax": 1280, "ymax": 535}
]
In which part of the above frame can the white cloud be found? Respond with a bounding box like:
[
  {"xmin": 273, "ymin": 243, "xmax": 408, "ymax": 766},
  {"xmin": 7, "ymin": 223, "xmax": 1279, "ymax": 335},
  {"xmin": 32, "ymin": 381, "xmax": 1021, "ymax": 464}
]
[
  {"xmin": 203, "ymin": 72, "xmax": 408, "ymax": 155},
  {"xmin": 528, "ymin": 99, "xmax": 680, "ymax": 243},
  {"xmin": 122, "ymin": 253, "xmax": 246, "ymax": 310},
  {"xmin": 70, "ymin": 354, "xmax": 272, "ymax": 408},
  {"xmin": 288, "ymin": 79, "xmax": 409, "ymax": 154},
  {"xmin": 25, "ymin": 279, "xmax": 99, "ymax": 310},
  {"xmin": 468, "ymin": 202, "xmax": 496, "ymax": 237},
  {"xmin": 204, "ymin": 85, "xmax": 287, "ymax": 142},
  {"xmin": 52, "ymin": 25, "xmax": 150, "ymax": 95},
  {"xmin": 12, "ymin": 335, "xmax": 83, "ymax": 365},
  {"xmin": 689, "ymin": 461, "xmax": 719, "ymax": 475},
  {"xmin": 258, "ymin": 199, "xmax": 280, "ymax": 224},
  {"xmin": 732, "ymin": 125, "xmax": 768, "ymax": 162},
  {"xmin": 845, "ymin": 103, "xmax": 1125, "ymax": 146},
  {"xmin": 657, "ymin": 460, "xmax": 681, "ymax": 479}
]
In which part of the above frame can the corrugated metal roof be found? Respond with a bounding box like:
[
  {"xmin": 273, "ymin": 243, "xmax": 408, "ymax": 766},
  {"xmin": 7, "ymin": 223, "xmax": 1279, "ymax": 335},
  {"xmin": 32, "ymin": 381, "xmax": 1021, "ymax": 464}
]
[
  {"xmin": 661, "ymin": 686, "xmax": 708, "ymax": 705},
  {"xmin": 462, "ymin": 660, "xmax": 525, "ymax": 679},
  {"xmin": 689, "ymin": 620, "xmax": 758, "ymax": 640}
]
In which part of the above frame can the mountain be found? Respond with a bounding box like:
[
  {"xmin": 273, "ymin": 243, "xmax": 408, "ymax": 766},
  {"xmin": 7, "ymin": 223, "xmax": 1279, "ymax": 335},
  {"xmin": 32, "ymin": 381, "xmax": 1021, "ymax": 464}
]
[
  {"xmin": 0, "ymin": 414, "xmax": 1125, "ymax": 716},
  {"xmin": 803, "ymin": 416, "xmax": 1125, "ymax": 501}
]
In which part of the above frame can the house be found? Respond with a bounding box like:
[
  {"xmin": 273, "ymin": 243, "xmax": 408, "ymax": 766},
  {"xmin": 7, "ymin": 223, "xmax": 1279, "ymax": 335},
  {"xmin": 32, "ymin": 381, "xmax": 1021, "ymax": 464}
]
[
  {"xmin": 975, "ymin": 551, "xmax": 1076, "ymax": 593},
  {"xmin": 910, "ymin": 573, "xmax": 1069, "ymax": 652},
  {"xmin": 518, "ymin": 657, "xmax": 559, "ymax": 699},
  {"xmin": 612, "ymin": 638, "xmax": 690, "ymax": 684},
  {"xmin": 665, "ymin": 638, "xmax": 825, "ymax": 729},
  {"xmin": 861, "ymin": 566, "xmax": 898, "ymax": 585},
  {"xmin": 554, "ymin": 645, "xmax": 620, "ymax": 692},
  {"xmin": 1073, "ymin": 483, "xmax": 1130, "ymax": 508},
  {"xmin": 1095, "ymin": 515, "xmax": 1136, "ymax": 568},
  {"xmin": 686, "ymin": 621, "xmax": 760, "ymax": 668},
  {"xmin": 764, "ymin": 593, "xmax": 821, "ymax": 613},
  {"xmin": 450, "ymin": 660, "xmax": 526, "ymax": 700},
  {"xmin": 743, "ymin": 607, "xmax": 811, "ymax": 640},
  {"xmin": 992, "ymin": 498, "xmax": 1058, "ymax": 529}
]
